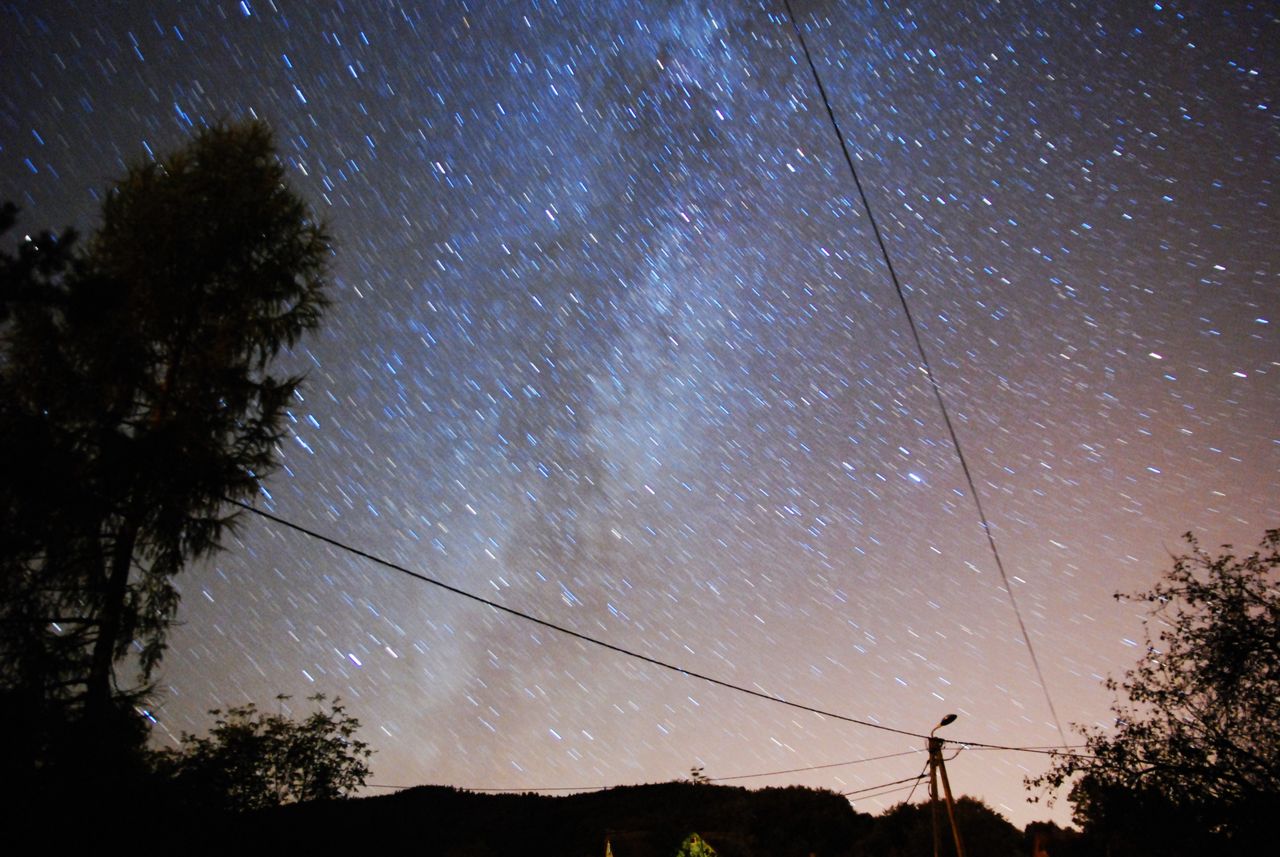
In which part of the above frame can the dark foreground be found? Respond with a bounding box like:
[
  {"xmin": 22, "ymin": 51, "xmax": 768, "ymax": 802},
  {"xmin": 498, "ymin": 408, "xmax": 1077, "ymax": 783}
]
[{"xmin": 16, "ymin": 779, "xmax": 1100, "ymax": 856}]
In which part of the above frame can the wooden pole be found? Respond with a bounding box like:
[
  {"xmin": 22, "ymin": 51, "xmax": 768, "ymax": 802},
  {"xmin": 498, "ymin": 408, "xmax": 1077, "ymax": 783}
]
[
  {"xmin": 929, "ymin": 736, "xmax": 943, "ymax": 857},
  {"xmin": 937, "ymin": 749, "xmax": 967, "ymax": 857}
]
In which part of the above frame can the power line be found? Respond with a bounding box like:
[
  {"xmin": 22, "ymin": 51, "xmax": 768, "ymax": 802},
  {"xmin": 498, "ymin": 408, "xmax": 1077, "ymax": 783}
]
[
  {"xmin": 227, "ymin": 498, "xmax": 922, "ymax": 742},
  {"xmin": 779, "ymin": 0, "xmax": 1069, "ymax": 746},
  {"xmin": 954, "ymin": 741, "xmax": 1094, "ymax": 759},
  {"xmin": 364, "ymin": 750, "xmax": 924, "ymax": 794},
  {"xmin": 966, "ymin": 743, "xmax": 1091, "ymax": 753},
  {"xmin": 388, "ymin": 753, "xmax": 990, "ymax": 800},
  {"xmin": 364, "ymin": 742, "xmax": 1097, "ymax": 797},
  {"xmin": 842, "ymin": 772, "xmax": 928, "ymax": 797},
  {"xmin": 711, "ymin": 748, "xmax": 923, "ymax": 782},
  {"xmin": 369, "ymin": 764, "xmax": 933, "ymax": 801},
  {"xmin": 901, "ymin": 759, "xmax": 932, "ymax": 805},
  {"xmin": 848, "ymin": 780, "xmax": 927, "ymax": 803},
  {"xmin": 229, "ymin": 500, "xmax": 1090, "ymax": 757}
]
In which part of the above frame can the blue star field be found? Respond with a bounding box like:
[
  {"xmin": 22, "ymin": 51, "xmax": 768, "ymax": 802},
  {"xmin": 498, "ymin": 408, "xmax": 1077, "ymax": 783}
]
[{"xmin": 2, "ymin": 0, "xmax": 1275, "ymax": 827}]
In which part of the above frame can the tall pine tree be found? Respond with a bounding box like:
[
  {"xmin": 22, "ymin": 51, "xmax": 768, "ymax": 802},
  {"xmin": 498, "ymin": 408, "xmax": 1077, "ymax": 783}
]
[{"xmin": 0, "ymin": 121, "xmax": 330, "ymax": 770}]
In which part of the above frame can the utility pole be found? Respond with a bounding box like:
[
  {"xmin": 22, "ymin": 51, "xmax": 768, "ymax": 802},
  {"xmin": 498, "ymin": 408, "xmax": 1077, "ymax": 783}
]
[
  {"xmin": 928, "ymin": 714, "xmax": 967, "ymax": 857},
  {"xmin": 929, "ymin": 733, "xmax": 944, "ymax": 857}
]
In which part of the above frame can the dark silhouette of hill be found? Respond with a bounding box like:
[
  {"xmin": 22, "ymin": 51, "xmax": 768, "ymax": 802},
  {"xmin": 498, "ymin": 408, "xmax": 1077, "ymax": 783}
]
[
  {"xmin": 18, "ymin": 775, "xmax": 1070, "ymax": 855},
  {"xmin": 188, "ymin": 782, "xmax": 873, "ymax": 856}
]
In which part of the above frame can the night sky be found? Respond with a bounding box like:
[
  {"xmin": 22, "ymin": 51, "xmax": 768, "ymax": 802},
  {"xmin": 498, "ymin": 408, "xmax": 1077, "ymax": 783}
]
[{"xmin": 3, "ymin": 0, "xmax": 1276, "ymax": 827}]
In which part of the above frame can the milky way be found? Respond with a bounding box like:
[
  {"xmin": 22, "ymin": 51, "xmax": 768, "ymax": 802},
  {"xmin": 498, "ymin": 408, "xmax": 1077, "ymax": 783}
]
[{"xmin": 3, "ymin": 0, "xmax": 1275, "ymax": 826}]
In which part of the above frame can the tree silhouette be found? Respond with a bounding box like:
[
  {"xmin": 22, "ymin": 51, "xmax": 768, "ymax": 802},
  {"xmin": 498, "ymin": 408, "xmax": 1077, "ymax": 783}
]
[
  {"xmin": 0, "ymin": 202, "xmax": 112, "ymax": 774},
  {"xmin": 850, "ymin": 795, "xmax": 1022, "ymax": 857},
  {"xmin": 1029, "ymin": 529, "xmax": 1280, "ymax": 852},
  {"xmin": 155, "ymin": 694, "xmax": 372, "ymax": 812},
  {"xmin": 0, "ymin": 121, "xmax": 330, "ymax": 769}
]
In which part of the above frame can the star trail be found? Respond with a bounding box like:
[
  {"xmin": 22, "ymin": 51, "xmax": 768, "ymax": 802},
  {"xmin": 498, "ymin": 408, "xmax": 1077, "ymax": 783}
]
[{"xmin": 3, "ymin": 0, "xmax": 1275, "ymax": 826}]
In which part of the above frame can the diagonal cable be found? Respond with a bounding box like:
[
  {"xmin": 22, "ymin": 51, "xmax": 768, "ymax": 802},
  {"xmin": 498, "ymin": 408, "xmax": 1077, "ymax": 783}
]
[
  {"xmin": 228, "ymin": 499, "xmax": 1093, "ymax": 757},
  {"xmin": 227, "ymin": 497, "xmax": 923, "ymax": 740},
  {"xmin": 779, "ymin": 0, "xmax": 1068, "ymax": 744}
]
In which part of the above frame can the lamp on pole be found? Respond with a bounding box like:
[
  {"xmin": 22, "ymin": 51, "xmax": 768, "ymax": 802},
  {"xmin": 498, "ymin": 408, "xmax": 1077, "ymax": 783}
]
[{"xmin": 928, "ymin": 714, "xmax": 966, "ymax": 857}]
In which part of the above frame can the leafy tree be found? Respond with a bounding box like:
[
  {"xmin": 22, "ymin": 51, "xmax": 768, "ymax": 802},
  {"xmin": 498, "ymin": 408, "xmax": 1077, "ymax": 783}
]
[
  {"xmin": 0, "ymin": 120, "xmax": 329, "ymax": 760},
  {"xmin": 1023, "ymin": 820, "xmax": 1089, "ymax": 857},
  {"xmin": 155, "ymin": 693, "xmax": 372, "ymax": 812},
  {"xmin": 1029, "ymin": 529, "xmax": 1280, "ymax": 851}
]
